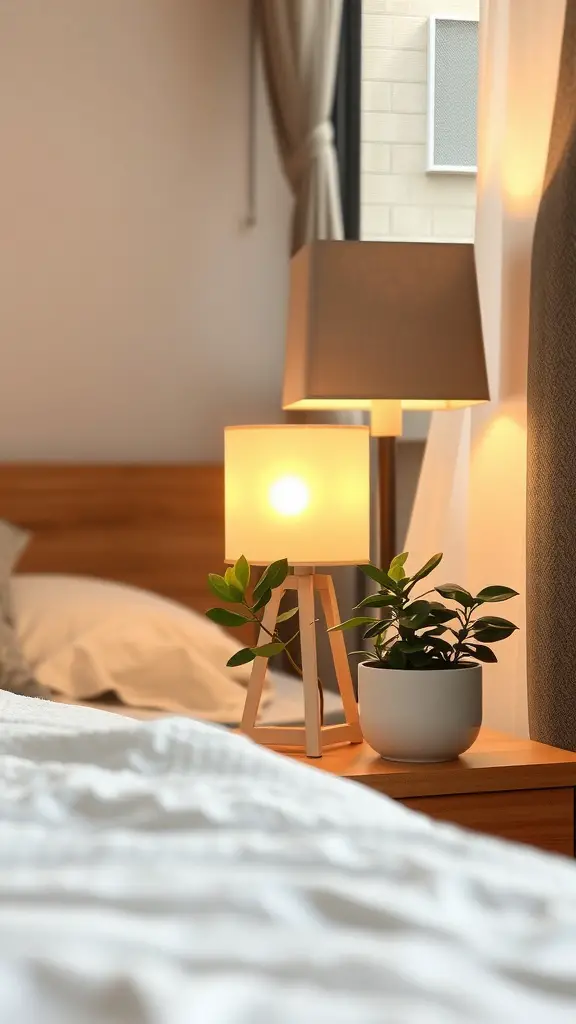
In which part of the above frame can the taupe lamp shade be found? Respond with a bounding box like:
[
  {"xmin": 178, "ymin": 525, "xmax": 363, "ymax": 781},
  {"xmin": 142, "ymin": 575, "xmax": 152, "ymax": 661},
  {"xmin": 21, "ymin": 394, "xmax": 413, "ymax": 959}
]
[{"xmin": 282, "ymin": 240, "xmax": 489, "ymax": 413}]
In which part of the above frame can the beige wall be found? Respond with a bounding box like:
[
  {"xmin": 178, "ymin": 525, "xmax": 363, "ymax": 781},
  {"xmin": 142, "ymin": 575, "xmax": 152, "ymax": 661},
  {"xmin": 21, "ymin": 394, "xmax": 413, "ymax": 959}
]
[
  {"xmin": 362, "ymin": 0, "xmax": 479, "ymax": 241},
  {"xmin": 406, "ymin": 0, "xmax": 566, "ymax": 736},
  {"xmin": 0, "ymin": 0, "xmax": 291, "ymax": 461}
]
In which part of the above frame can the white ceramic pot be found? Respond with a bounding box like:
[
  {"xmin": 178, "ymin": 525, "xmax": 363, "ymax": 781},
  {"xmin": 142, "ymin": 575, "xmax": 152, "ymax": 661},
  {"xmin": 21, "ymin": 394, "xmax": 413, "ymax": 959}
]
[{"xmin": 358, "ymin": 661, "xmax": 482, "ymax": 763}]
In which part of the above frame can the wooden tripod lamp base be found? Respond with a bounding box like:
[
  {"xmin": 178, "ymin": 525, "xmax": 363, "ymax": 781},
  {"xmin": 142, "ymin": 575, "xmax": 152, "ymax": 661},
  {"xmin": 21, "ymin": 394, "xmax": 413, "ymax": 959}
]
[{"xmin": 241, "ymin": 567, "xmax": 363, "ymax": 758}]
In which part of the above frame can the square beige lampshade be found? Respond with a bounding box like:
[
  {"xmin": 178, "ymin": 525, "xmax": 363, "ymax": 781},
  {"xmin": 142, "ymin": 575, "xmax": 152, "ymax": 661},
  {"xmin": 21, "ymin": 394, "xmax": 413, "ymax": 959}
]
[
  {"xmin": 225, "ymin": 424, "xmax": 370, "ymax": 566},
  {"xmin": 282, "ymin": 240, "xmax": 489, "ymax": 414}
]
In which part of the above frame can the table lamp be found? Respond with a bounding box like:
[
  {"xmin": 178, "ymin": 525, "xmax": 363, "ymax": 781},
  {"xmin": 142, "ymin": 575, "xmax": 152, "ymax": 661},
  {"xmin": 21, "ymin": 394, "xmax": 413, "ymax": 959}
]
[
  {"xmin": 225, "ymin": 424, "xmax": 369, "ymax": 757},
  {"xmin": 282, "ymin": 240, "xmax": 489, "ymax": 564}
]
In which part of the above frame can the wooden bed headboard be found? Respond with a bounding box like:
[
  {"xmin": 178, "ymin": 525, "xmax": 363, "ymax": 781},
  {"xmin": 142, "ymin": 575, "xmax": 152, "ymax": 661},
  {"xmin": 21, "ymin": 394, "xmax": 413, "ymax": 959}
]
[{"xmin": 0, "ymin": 463, "xmax": 227, "ymax": 617}]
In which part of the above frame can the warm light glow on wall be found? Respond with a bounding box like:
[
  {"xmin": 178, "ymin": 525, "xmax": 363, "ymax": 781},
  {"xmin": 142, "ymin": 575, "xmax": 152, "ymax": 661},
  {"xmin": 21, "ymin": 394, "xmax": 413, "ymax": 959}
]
[
  {"xmin": 500, "ymin": 2, "xmax": 564, "ymax": 214},
  {"xmin": 225, "ymin": 425, "xmax": 370, "ymax": 566},
  {"xmin": 471, "ymin": 409, "xmax": 527, "ymax": 489}
]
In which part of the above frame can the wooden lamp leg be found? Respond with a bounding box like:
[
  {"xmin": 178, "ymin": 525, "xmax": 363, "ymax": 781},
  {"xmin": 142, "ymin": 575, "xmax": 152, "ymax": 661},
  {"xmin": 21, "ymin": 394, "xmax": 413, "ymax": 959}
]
[
  {"xmin": 318, "ymin": 576, "xmax": 362, "ymax": 743},
  {"xmin": 296, "ymin": 571, "xmax": 322, "ymax": 757},
  {"xmin": 241, "ymin": 585, "xmax": 284, "ymax": 733},
  {"xmin": 240, "ymin": 569, "xmax": 363, "ymax": 756}
]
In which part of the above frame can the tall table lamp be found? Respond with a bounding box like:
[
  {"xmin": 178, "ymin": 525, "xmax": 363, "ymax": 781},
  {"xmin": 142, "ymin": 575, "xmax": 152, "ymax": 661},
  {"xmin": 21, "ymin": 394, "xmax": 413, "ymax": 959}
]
[
  {"xmin": 282, "ymin": 241, "xmax": 489, "ymax": 565},
  {"xmin": 225, "ymin": 424, "xmax": 369, "ymax": 757}
]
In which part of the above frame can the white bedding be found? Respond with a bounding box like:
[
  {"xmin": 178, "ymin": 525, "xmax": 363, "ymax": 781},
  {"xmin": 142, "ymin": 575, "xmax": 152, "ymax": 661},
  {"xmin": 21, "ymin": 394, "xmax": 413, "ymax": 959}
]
[{"xmin": 2, "ymin": 692, "xmax": 576, "ymax": 1023}]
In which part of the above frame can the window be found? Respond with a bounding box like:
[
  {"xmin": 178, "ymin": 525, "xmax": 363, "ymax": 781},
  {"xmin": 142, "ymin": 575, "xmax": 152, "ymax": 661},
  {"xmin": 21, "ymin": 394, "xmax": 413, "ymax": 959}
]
[
  {"xmin": 360, "ymin": 1, "xmax": 479, "ymax": 243},
  {"xmin": 427, "ymin": 16, "xmax": 478, "ymax": 173}
]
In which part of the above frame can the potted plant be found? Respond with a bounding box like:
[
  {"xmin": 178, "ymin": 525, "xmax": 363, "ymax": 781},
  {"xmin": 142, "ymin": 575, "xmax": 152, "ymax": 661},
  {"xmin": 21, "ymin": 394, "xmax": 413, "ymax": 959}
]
[{"xmin": 330, "ymin": 552, "xmax": 518, "ymax": 762}]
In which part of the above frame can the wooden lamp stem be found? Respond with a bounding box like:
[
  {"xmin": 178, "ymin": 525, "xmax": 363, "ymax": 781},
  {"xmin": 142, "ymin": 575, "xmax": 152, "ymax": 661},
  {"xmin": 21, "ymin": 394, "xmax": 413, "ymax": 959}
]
[{"xmin": 378, "ymin": 436, "xmax": 396, "ymax": 568}]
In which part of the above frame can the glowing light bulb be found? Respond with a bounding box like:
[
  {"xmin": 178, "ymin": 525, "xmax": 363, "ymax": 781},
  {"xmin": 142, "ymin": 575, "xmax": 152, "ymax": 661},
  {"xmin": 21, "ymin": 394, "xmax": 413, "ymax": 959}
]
[{"xmin": 269, "ymin": 475, "xmax": 309, "ymax": 517}]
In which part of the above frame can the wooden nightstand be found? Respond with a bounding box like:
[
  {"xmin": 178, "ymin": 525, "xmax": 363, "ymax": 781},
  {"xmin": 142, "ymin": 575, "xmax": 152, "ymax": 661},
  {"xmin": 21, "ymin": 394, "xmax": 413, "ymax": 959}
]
[{"xmin": 288, "ymin": 728, "xmax": 576, "ymax": 857}]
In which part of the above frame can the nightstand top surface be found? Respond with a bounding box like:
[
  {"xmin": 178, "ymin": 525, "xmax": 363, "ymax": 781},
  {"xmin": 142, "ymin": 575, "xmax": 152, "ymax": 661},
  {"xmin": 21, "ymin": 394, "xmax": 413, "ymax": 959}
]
[{"xmin": 287, "ymin": 728, "xmax": 576, "ymax": 799}]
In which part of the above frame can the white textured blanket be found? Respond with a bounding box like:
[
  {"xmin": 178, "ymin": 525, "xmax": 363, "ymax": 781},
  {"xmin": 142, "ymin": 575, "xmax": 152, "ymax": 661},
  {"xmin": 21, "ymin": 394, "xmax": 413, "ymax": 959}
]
[{"xmin": 1, "ymin": 691, "xmax": 576, "ymax": 1024}]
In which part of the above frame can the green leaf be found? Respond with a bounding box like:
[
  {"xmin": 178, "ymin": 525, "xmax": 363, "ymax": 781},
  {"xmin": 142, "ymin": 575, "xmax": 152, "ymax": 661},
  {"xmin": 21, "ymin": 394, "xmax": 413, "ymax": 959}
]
[
  {"xmin": 252, "ymin": 588, "xmax": 272, "ymax": 613},
  {"xmin": 422, "ymin": 626, "xmax": 447, "ymax": 637},
  {"xmin": 362, "ymin": 606, "xmax": 394, "ymax": 623},
  {"xmin": 473, "ymin": 626, "xmax": 516, "ymax": 643},
  {"xmin": 405, "ymin": 600, "xmax": 431, "ymax": 616},
  {"xmin": 363, "ymin": 621, "xmax": 392, "ymax": 639},
  {"xmin": 226, "ymin": 647, "xmax": 256, "ymax": 667},
  {"xmin": 386, "ymin": 645, "xmax": 407, "ymax": 669},
  {"xmin": 400, "ymin": 613, "xmax": 430, "ymax": 632},
  {"xmin": 224, "ymin": 567, "xmax": 248, "ymax": 600},
  {"xmin": 399, "ymin": 600, "xmax": 432, "ymax": 631},
  {"xmin": 354, "ymin": 593, "xmax": 399, "ymax": 611},
  {"xmin": 208, "ymin": 573, "xmax": 243, "ymax": 603},
  {"xmin": 473, "ymin": 615, "xmax": 518, "ymax": 630},
  {"xmin": 406, "ymin": 650, "xmax": 437, "ymax": 669},
  {"xmin": 359, "ymin": 564, "xmax": 399, "ymax": 591},
  {"xmin": 475, "ymin": 586, "xmax": 519, "ymax": 603},
  {"xmin": 435, "ymin": 583, "xmax": 475, "ymax": 608},
  {"xmin": 328, "ymin": 616, "xmax": 378, "ymax": 633},
  {"xmin": 426, "ymin": 635, "xmax": 453, "ymax": 654},
  {"xmin": 234, "ymin": 555, "xmax": 250, "ymax": 592},
  {"xmin": 225, "ymin": 566, "xmax": 239, "ymax": 588},
  {"xmin": 409, "ymin": 552, "xmax": 443, "ymax": 585},
  {"xmin": 223, "ymin": 570, "xmax": 244, "ymax": 602},
  {"xmin": 208, "ymin": 573, "xmax": 230, "ymax": 601},
  {"xmin": 252, "ymin": 559, "xmax": 289, "ymax": 602},
  {"xmin": 349, "ymin": 650, "xmax": 380, "ymax": 660},
  {"xmin": 205, "ymin": 607, "xmax": 252, "ymax": 628},
  {"xmin": 390, "ymin": 551, "xmax": 409, "ymax": 569},
  {"xmin": 463, "ymin": 643, "xmax": 498, "ymax": 664},
  {"xmin": 276, "ymin": 606, "xmax": 299, "ymax": 624},
  {"xmin": 388, "ymin": 563, "xmax": 406, "ymax": 583},
  {"xmin": 250, "ymin": 642, "xmax": 285, "ymax": 658},
  {"xmin": 428, "ymin": 603, "xmax": 459, "ymax": 624},
  {"xmin": 396, "ymin": 639, "xmax": 428, "ymax": 654}
]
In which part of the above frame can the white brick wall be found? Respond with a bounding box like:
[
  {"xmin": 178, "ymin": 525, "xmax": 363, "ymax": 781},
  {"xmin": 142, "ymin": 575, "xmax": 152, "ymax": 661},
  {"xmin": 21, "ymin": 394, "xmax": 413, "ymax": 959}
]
[{"xmin": 361, "ymin": 0, "xmax": 479, "ymax": 242}]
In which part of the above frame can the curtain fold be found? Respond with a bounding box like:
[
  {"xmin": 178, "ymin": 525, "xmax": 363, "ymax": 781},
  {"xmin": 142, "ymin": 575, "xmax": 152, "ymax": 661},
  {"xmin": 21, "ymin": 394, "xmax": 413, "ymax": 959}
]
[{"xmin": 257, "ymin": 0, "xmax": 344, "ymax": 254}]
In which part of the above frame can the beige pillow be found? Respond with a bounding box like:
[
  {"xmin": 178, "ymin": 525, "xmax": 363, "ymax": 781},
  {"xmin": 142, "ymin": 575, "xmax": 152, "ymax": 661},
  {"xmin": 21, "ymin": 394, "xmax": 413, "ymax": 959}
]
[
  {"xmin": 0, "ymin": 521, "xmax": 48, "ymax": 698},
  {"xmin": 11, "ymin": 574, "xmax": 271, "ymax": 720}
]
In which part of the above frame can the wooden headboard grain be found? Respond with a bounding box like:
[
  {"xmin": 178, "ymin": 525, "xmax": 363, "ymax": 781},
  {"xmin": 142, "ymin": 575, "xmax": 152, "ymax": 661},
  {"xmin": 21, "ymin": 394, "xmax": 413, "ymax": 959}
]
[{"xmin": 0, "ymin": 463, "xmax": 227, "ymax": 617}]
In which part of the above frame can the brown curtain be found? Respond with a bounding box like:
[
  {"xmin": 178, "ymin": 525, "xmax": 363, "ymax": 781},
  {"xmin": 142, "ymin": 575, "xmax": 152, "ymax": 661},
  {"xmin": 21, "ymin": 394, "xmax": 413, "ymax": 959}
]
[
  {"xmin": 527, "ymin": 1, "xmax": 576, "ymax": 748},
  {"xmin": 257, "ymin": 0, "xmax": 344, "ymax": 254}
]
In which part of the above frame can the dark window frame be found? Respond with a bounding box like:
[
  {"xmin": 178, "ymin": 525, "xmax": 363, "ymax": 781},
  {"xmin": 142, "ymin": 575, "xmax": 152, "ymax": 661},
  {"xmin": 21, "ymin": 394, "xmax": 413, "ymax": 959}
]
[{"xmin": 333, "ymin": 0, "xmax": 362, "ymax": 241}]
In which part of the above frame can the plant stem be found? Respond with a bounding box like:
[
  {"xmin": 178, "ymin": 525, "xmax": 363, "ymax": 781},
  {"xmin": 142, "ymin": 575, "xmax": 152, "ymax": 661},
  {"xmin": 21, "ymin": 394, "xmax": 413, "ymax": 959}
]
[
  {"xmin": 244, "ymin": 598, "xmax": 324, "ymax": 724},
  {"xmin": 284, "ymin": 644, "xmax": 302, "ymax": 677},
  {"xmin": 452, "ymin": 605, "xmax": 476, "ymax": 662}
]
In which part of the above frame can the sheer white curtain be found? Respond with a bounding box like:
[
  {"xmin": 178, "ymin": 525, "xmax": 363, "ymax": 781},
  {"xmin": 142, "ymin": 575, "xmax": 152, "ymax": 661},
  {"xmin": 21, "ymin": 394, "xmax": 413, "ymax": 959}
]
[{"xmin": 257, "ymin": 0, "xmax": 344, "ymax": 254}]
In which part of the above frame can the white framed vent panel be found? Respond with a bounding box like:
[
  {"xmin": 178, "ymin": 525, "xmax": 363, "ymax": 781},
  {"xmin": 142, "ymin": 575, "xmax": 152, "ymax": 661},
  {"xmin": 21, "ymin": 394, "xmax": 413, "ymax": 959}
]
[{"xmin": 427, "ymin": 15, "xmax": 479, "ymax": 175}]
